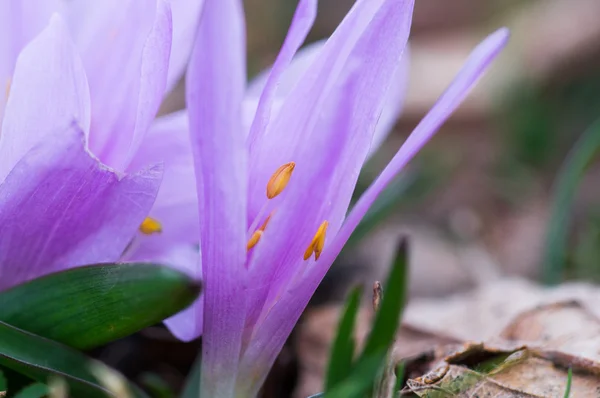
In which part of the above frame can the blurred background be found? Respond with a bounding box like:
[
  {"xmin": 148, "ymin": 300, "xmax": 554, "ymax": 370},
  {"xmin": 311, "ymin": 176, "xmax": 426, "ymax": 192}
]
[{"xmin": 150, "ymin": 0, "xmax": 600, "ymax": 396}]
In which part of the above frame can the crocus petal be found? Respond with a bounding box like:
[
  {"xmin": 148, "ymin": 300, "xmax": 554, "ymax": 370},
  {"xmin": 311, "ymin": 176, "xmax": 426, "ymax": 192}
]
[
  {"xmin": 371, "ymin": 46, "xmax": 410, "ymax": 152},
  {"xmin": 126, "ymin": 111, "xmax": 198, "ymax": 260},
  {"xmin": 0, "ymin": 1, "xmax": 63, "ymax": 120},
  {"xmin": 239, "ymin": 0, "xmax": 414, "ymax": 391},
  {"xmin": 247, "ymin": 40, "xmax": 410, "ymax": 157},
  {"xmin": 246, "ymin": 0, "xmax": 317, "ymax": 148},
  {"xmin": 154, "ymin": 245, "xmax": 204, "ymax": 341},
  {"xmin": 0, "ymin": 14, "xmax": 90, "ymax": 183},
  {"xmin": 240, "ymin": 28, "xmax": 510, "ymax": 394},
  {"xmin": 186, "ymin": 0, "xmax": 248, "ymax": 395},
  {"xmin": 166, "ymin": 0, "xmax": 204, "ymax": 92},
  {"xmin": 69, "ymin": 0, "xmax": 172, "ymax": 171},
  {"xmin": 247, "ymin": 0, "xmax": 387, "ymax": 222},
  {"xmin": 0, "ymin": 124, "xmax": 163, "ymax": 290},
  {"xmin": 120, "ymin": 0, "xmax": 173, "ymax": 168}
]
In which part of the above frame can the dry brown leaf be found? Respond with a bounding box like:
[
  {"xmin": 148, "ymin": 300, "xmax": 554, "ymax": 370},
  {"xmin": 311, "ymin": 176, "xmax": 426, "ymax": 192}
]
[
  {"xmin": 295, "ymin": 280, "xmax": 600, "ymax": 397},
  {"xmin": 403, "ymin": 347, "xmax": 600, "ymax": 398}
]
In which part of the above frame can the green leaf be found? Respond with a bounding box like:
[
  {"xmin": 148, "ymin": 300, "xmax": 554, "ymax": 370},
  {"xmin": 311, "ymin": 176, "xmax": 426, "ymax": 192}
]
[
  {"xmin": 358, "ymin": 239, "xmax": 408, "ymax": 360},
  {"xmin": 180, "ymin": 355, "xmax": 201, "ymax": 398},
  {"xmin": 324, "ymin": 287, "xmax": 362, "ymax": 391},
  {"xmin": 393, "ymin": 362, "xmax": 405, "ymax": 393},
  {"xmin": 140, "ymin": 373, "xmax": 174, "ymax": 398},
  {"xmin": 0, "ymin": 368, "xmax": 6, "ymax": 394},
  {"xmin": 13, "ymin": 383, "xmax": 48, "ymax": 398},
  {"xmin": 323, "ymin": 352, "xmax": 387, "ymax": 398},
  {"xmin": 323, "ymin": 239, "xmax": 409, "ymax": 397},
  {"xmin": 0, "ymin": 320, "xmax": 146, "ymax": 398},
  {"xmin": 563, "ymin": 367, "xmax": 572, "ymax": 398},
  {"xmin": 0, "ymin": 263, "xmax": 201, "ymax": 349},
  {"xmin": 542, "ymin": 118, "xmax": 600, "ymax": 284}
]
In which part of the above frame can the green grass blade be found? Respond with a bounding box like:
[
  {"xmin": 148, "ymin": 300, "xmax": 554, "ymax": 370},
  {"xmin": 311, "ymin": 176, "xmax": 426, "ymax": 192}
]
[
  {"xmin": 358, "ymin": 239, "xmax": 408, "ymax": 360},
  {"xmin": 13, "ymin": 383, "xmax": 48, "ymax": 398},
  {"xmin": 323, "ymin": 352, "xmax": 386, "ymax": 398},
  {"xmin": 542, "ymin": 118, "xmax": 600, "ymax": 284},
  {"xmin": 324, "ymin": 287, "xmax": 362, "ymax": 391},
  {"xmin": 563, "ymin": 367, "xmax": 572, "ymax": 398},
  {"xmin": 180, "ymin": 355, "xmax": 201, "ymax": 398}
]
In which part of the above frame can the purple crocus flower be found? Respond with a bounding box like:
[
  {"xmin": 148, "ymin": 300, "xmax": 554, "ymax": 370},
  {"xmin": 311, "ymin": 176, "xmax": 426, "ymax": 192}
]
[
  {"xmin": 0, "ymin": 0, "xmax": 201, "ymax": 290},
  {"xmin": 182, "ymin": 0, "xmax": 509, "ymax": 396}
]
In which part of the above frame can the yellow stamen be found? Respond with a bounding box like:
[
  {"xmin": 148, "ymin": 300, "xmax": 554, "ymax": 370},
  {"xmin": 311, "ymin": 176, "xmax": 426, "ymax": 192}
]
[
  {"xmin": 260, "ymin": 211, "xmax": 274, "ymax": 231},
  {"xmin": 303, "ymin": 221, "xmax": 329, "ymax": 261},
  {"xmin": 247, "ymin": 211, "xmax": 275, "ymax": 251},
  {"xmin": 266, "ymin": 162, "xmax": 295, "ymax": 199},
  {"xmin": 247, "ymin": 230, "xmax": 263, "ymax": 250},
  {"xmin": 139, "ymin": 217, "xmax": 162, "ymax": 235}
]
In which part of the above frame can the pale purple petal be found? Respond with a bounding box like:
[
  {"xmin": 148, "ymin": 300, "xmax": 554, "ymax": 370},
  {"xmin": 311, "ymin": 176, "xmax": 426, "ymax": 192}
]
[
  {"xmin": 126, "ymin": 111, "xmax": 198, "ymax": 262},
  {"xmin": 120, "ymin": 0, "xmax": 173, "ymax": 168},
  {"xmin": 186, "ymin": 0, "xmax": 248, "ymax": 395},
  {"xmin": 0, "ymin": 14, "xmax": 90, "ymax": 183},
  {"xmin": 69, "ymin": 0, "xmax": 171, "ymax": 170},
  {"xmin": 247, "ymin": 40, "xmax": 410, "ymax": 158},
  {"xmin": 246, "ymin": 40, "xmax": 323, "ymax": 98},
  {"xmin": 247, "ymin": 0, "xmax": 385, "ymax": 223},
  {"xmin": 246, "ymin": 0, "xmax": 317, "ymax": 148},
  {"xmin": 166, "ymin": 0, "xmax": 204, "ymax": 92},
  {"xmin": 238, "ymin": 0, "xmax": 414, "ymax": 392},
  {"xmin": 0, "ymin": 125, "xmax": 163, "ymax": 291},
  {"xmin": 370, "ymin": 46, "xmax": 410, "ymax": 153},
  {"xmin": 150, "ymin": 245, "xmax": 204, "ymax": 341},
  {"xmin": 240, "ymin": 28, "xmax": 510, "ymax": 393},
  {"xmin": 0, "ymin": 1, "xmax": 63, "ymax": 120}
]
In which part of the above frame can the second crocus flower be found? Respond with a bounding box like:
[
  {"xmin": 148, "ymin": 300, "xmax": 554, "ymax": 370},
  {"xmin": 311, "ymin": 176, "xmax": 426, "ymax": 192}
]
[{"xmin": 182, "ymin": 0, "xmax": 509, "ymax": 396}]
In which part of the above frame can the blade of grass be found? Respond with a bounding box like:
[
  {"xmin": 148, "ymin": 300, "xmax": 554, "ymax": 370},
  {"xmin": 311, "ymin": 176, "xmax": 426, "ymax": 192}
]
[
  {"xmin": 324, "ymin": 287, "xmax": 362, "ymax": 390},
  {"xmin": 563, "ymin": 367, "xmax": 572, "ymax": 398},
  {"xmin": 542, "ymin": 118, "xmax": 600, "ymax": 284},
  {"xmin": 358, "ymin": 239, "xmax": 408, "ymax": 360}
]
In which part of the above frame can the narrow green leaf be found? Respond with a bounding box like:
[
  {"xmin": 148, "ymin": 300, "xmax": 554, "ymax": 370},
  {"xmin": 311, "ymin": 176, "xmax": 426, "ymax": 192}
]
[
  {"xmin": 542, "ymin": 118, "xmax": 600, "ymax": 284},
  {"xmin": 180, "ymin": 355, "xmax": 201, "ymax": 398},
  {"xmin": 0, "ymin": 263, "xmax": 201, "ymax": 349},
  {"xmin": 563, "ymin": 367, "xmax": 572, "ymax": 398},
  {"xmin": 393, "ymin": 362, "xmax": 405, "ymax": 394},
  {"xmin": 13, "ymin": 383, "xmax": 48, "ymax": 398},
  {"xmin": 324, "ymin": 287, "xmax": 362, "ymax": 391},
  {"xmin": 140, "ymin": 373, "xmax": 174, "ymax": 398},
  {"xmin": 0, "ymin": 320, "xmax": 144, "ymax": 398},
  {"xmin": 359, "ymin": 239, "xmax": 408, "ymax": 360},
  {"xmin": 0, "ymin": 368, "xmax": 6, "ymax": 394},
  {"xmin": 323, "ymin": 352, "xmax": 386, "ymax": 398}
]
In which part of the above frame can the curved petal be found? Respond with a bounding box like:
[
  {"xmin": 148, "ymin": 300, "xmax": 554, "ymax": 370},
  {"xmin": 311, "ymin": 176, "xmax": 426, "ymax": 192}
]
[
  {"xmin": 69, "ymin": 0, "xmax": 172, "ymax": 171},
  {"xmin": 238, "ymin": 0, "xmax": 414, "ymax": 392},
  {"xmin": 186, "ymin": 0, "xmax": 248, "ymax": 394},
  {"xmin": 127, "ymin": 111, "xmax": 198, "ymax": 260},
  {"xmin": 0, "ymin": 14, "xmax": 90, "ymax": 183},
  {"xmin": 0, "ymin": 125, "xmax": 163, "ymax": 291},
  {"xmin": 166, "ymin": 0, "xmax": 204, "ymax": 93},
  {"xmin": 246, "ymin": 0, "xmax": 317, "ymax": 148},
  {"xmin": 247, "ymin": 40, "xmax": 409, "ymax": 159},
  {"xmin": 0, "ymin": 1, "xmax": 63, "ymax": 120},
  {"xmin": 240, "ymin": 28, "xmax": 510, "ymax": 395},
  {"xmin": 247, "ymin": 0, "xmax": 394, "ymax": 223},
  {"xmin": 159, "ymin": 245, "xmax": 204, "ymax": 341},
  {"xmin": 371, "ymin": 45, "xmax": 410, "ymax": 152}
]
